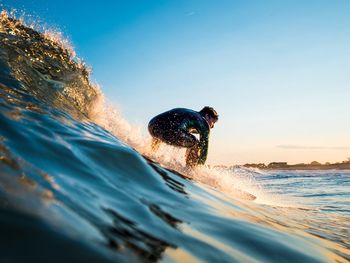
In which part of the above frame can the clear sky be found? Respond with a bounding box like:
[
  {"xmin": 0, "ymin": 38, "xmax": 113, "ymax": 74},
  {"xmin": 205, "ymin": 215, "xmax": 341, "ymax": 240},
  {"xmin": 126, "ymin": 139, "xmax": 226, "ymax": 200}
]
[{"xmin": 4, "ymin": 0, "xmax": 350, "ymax": 165}]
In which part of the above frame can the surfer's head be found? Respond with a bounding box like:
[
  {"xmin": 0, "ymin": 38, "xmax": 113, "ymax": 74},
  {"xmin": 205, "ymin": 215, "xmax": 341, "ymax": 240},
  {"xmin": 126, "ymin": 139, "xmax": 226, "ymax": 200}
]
[{"xmin": 200, "ymin": 106, "xmax": 219, "ymax": 128}]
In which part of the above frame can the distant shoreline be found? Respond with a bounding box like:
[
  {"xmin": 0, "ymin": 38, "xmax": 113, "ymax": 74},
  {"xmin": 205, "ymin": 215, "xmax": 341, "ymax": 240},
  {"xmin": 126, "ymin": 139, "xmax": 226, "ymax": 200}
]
[
  {"xmin": 241, "ymin": 162, "xmax": 350, "ymax": 171},
  {"xmin": 262, "ymin": 165, "xmax": 350, "ymax": 171}
]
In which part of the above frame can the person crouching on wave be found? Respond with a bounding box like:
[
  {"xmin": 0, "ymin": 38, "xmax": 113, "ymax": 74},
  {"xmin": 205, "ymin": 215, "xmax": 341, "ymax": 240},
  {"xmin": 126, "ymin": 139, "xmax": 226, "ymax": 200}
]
[{"xmin": 148, "ymin": 106, "xmax": 218, "ymax": 167}]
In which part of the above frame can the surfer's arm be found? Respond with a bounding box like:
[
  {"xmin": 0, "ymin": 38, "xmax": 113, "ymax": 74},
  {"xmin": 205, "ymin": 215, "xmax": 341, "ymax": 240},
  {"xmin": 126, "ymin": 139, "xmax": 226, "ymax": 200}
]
[
  {"xmin": 198, "ymin": 130, "xmax": 209, "ymax": 165},
  {"xmin": 185, "ymin": 118, "xmax": 210, "ymax": 165}
]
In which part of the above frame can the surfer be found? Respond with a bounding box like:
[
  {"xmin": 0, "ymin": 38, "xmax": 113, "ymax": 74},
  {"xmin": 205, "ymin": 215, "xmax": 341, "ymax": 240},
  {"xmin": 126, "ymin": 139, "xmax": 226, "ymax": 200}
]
[{"xmin": 148, "ymin": 107, "xmax": 218, "ymax": 167}]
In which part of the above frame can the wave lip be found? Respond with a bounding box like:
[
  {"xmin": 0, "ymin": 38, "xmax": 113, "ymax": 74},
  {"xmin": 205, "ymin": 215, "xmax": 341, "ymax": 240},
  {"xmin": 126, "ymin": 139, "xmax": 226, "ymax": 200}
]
[{"xmin": 0, "ymin": 10, "xmax": 100, "ymax": 119}]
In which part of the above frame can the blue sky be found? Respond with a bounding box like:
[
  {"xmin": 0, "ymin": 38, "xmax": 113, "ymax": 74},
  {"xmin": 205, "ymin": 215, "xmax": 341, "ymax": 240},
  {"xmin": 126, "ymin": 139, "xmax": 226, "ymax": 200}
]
[{"xmin": 4, "ymin": 0, "xmax": 350, "ymax": 164}]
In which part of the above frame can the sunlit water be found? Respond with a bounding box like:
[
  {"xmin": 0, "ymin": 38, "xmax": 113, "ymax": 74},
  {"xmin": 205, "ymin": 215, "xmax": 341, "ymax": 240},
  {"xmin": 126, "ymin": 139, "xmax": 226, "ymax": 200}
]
[{"xmin": 0, "ymin": 11, "xmax": 349, "ymax": 262}]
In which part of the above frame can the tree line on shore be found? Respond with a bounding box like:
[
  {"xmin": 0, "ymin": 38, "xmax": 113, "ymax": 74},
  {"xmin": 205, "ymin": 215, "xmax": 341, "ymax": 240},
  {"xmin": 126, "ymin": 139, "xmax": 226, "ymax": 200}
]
[{"xmin": 242, "ymin": 158, "xmax": 350, "ymax": 170}]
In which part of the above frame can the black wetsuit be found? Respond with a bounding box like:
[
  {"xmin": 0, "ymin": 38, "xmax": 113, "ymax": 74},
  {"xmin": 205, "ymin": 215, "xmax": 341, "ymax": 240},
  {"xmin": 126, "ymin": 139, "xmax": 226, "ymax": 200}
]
[{"xmin": 148, "ymin": 108, "xmax": 210, "ymax": 165}]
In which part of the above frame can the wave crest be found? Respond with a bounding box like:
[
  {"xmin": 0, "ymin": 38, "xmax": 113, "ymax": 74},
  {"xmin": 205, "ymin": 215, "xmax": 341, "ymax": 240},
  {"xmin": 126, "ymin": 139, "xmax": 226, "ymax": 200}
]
[{"xmin": 0, "ymin": 10, "xmax": 99, "ymax": 118}]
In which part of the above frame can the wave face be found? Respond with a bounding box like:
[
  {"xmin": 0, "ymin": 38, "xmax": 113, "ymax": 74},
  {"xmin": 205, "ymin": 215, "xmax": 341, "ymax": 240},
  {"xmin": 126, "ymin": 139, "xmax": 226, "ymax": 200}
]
[{"xmin": 0, "ymin": 12, "xmax": 349, "ymax": 262}]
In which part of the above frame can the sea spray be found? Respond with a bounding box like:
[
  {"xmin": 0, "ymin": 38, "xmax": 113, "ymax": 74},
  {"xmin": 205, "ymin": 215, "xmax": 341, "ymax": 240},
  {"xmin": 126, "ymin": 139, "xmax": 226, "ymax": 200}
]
[{"xmin": 90, "ymin": 98, "xmax": 272, "ymax": 201}]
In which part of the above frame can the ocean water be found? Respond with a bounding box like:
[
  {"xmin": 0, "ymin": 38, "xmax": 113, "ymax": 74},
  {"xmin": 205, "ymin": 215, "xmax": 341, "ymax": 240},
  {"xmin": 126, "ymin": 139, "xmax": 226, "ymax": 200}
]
[{"xmin": 0, "ymin": 12, "xmax": 349, "ymax": 262}]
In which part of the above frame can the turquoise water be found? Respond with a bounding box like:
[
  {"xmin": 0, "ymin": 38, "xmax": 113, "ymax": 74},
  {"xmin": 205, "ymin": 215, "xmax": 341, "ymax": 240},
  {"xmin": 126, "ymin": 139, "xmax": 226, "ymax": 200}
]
[{"xmin": 0, "ymin": 12, "xmax": 349, "ymax": 262}]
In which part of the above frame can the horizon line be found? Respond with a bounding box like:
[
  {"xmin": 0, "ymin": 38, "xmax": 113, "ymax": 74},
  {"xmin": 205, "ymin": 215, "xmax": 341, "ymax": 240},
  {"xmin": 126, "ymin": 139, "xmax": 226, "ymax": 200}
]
[{"xmin": 276, "ymin": 145, "xmax": 350, "ymax": 150}]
